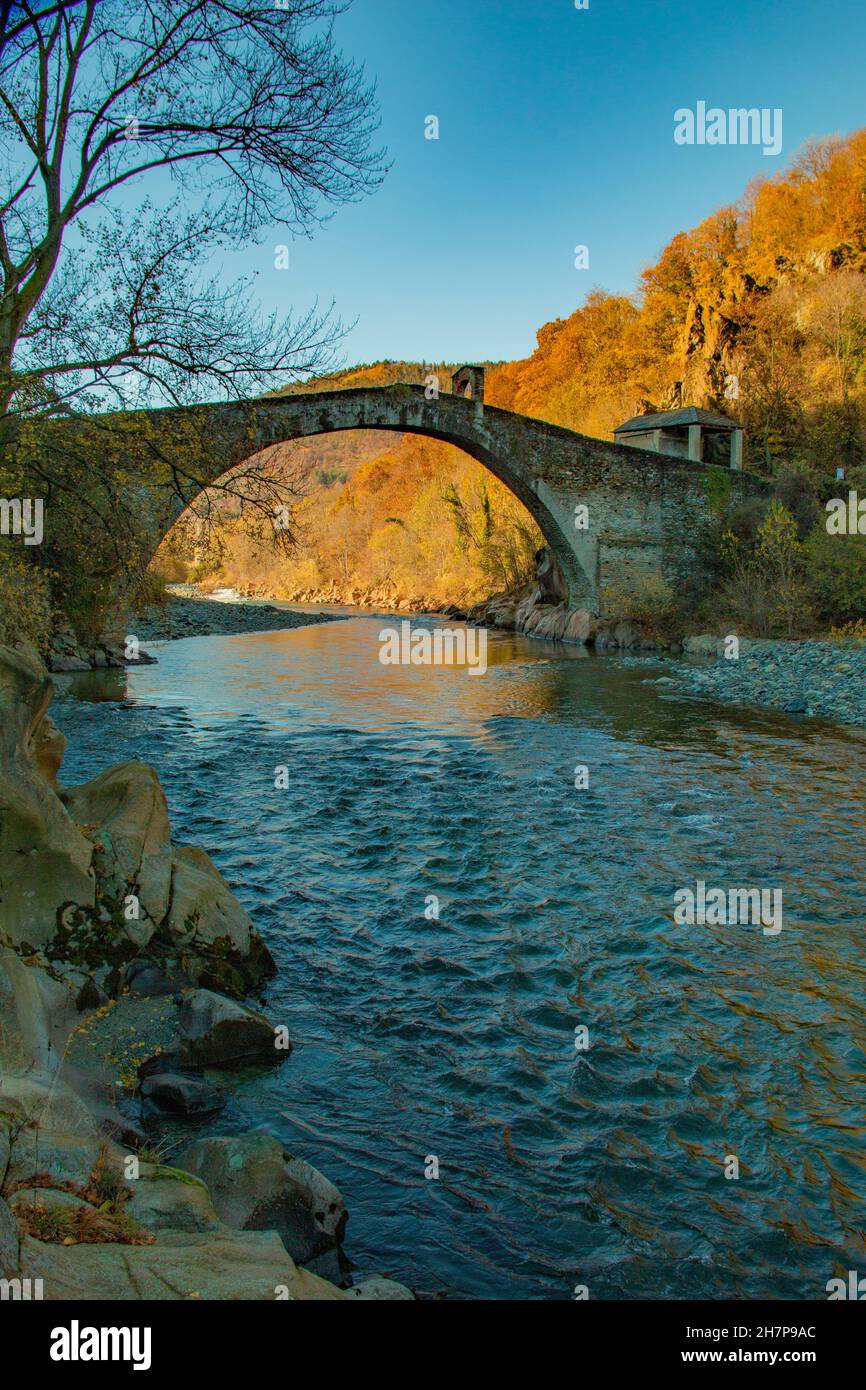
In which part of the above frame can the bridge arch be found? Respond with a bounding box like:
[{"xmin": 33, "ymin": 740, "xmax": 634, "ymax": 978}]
[
  {"xmin": 131, "ymin": 384, "xmax": 763, "ymax": 619},
  {"xmin": 144, "ymin": 386, "xmax": 597, "ymax": 611}
]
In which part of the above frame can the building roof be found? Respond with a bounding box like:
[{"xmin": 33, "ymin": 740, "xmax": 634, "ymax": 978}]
[{"xmin": 614, "ymin": 407, "xmax": 740, "ymax": 434}]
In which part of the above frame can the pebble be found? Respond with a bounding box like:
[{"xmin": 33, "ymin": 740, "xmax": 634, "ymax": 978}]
[
  {"xmin": 671, "ymin": 637, "xmax": 866, "ymax": 729},
  {"xmin": 135, "ymin": 596, "xmax": 342, "ymax": 643}
]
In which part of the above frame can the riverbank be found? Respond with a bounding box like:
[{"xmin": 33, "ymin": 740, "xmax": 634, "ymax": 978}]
[
  {"xmin": 667, "ymin": 634, "xmax": 866, "ymax": 728},
  {"xmin": 135, "ymin": 589, "xmax": 343, "ymax": 643},
  {"xmin": 229, "ymin": 577, "xmax": 451, "ymax": 614},
  {"xmin": 462, "ymin": 551, "xmax": 866, "ymax": 730},
  {"xmin": 43, "ymin": 592, "xmax": 341, "ymax": 673},
  {"xmin": 142, "ymin": 583, "xmax": 866, "ymax": 733},
  {"xmin": 0, "ymin": 642, "xmax": 412, "ymax": 1301}
]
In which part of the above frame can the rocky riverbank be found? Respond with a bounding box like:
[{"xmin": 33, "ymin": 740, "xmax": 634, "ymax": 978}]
[
  {"xmin": 0, "ymin": 642, "xmax": 412, "ymax": 1300},
  {"xmin": 668, "ymin": 634, "xmax": 866, "ymax": 728},
  {"xmin": 465, "ymin": 548, "xmax": 598, "ymax": 645},
  {"xmin": 44, "ymin": 593, "xmax": 341, "ymax": 673},
  {"xmin": 229, "ymin": 577, "xmax": 453, "ymax": 614},
  {"xmin": 466, "ymin": 552, "xmax": 866, "ymax": 730},
  {"xmin": 134, "ymin": 589, "xmax": 343, "ymax": 643}
]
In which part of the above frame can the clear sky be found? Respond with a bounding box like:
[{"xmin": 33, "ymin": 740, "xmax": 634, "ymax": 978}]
[{"xmin": 217, "ymin": 0, "xmax": 866, "ymax": 368}]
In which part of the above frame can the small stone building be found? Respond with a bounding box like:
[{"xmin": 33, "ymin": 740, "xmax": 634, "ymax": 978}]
[
  {"xmin": 614, "ymin": 406, "xmax": 744, "ymax": 470},
  {"xmin": 452, "ymin": 365, "xmax": 485, "ymax": 404}
]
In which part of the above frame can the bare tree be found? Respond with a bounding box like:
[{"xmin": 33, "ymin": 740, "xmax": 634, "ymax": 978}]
[{"xmin": 0, "ymin": 0, "xmax": 385, "ymax": 416}]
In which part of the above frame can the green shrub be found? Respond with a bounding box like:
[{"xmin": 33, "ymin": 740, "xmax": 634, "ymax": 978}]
[
  {"xmin": 804, "ymin": 525, "xmax": 866, "ymax": 622},
  {"xmin": 0, "ymin": 548, "xmax": 52, "ymax": 651},
  {"xmin": 717, "ymin": 501, "xmax": 812, "ymax": 636}
]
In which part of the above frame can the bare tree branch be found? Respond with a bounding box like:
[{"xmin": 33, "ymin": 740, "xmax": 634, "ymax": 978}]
[{"xmin": 0, "ymin": 0, "xmax": 385, "ymax": 414}]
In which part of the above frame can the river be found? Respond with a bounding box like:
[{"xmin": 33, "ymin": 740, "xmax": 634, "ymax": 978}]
[{"xmin": 51, "ymin": 611, "xmax": 866, "ymax": 1300}]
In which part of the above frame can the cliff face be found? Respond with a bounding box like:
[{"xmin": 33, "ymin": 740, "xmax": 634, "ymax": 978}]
[{"xmin": 0, "ymin": 644, "xmax": 412, "ymax": 1301}]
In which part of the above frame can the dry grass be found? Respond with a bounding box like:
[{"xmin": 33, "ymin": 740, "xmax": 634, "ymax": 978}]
[{"xmin": 4, "ymin": 1143, "xmax": 154, "ymax": 1247}]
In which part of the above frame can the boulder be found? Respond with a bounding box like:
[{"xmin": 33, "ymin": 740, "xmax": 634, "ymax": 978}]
[
  {"xmin": 535, "ymin": 545, "xmax": 569, "ymax": 604},
  {"xmin": 564, "ymin": 608, "xmax": 598, "ymax": 644},
  {"xmin": 166, "ymin": 846, "xmax": 253, "ymax": 956},
  {"xmin": 19, "ymin": 1229, "xmax": 345, "ymax": 1301},
  {"xmin": 139, "ymin": 1072, "xmax": 226, "ymax": 1121},
  {"xmin": 5, "ymin": 1128, "xmax": 103, "ymax": 1193},
  {"xmin": 177, "ymin": 1131, "xmax": 347, "ymax": 1273},
  {"xmin": 124, "ymin": 1165, "xmax": 223, "ymax": 1235},
  {"xmin": 31, "ymin": 715, "xmax": 67, "ymax": 785},
  {"xmin": 47, "ymin": 654, "xmax": 91, "ymax": 672},
  {"xmin": 613, "ymin": 621, "xmax": 639, "ymax": 649},
  {"xmin": 683, "ymin": 634, "xmax": 722, "ymax": 657},
  {"xmin": 0, "ymin": 947, "xmax": 76, "ymax": 1077},
  {"xmin": 100, "ymin": 639, "xmax": 156, "ymax": 666},
  {"xmin": 346, "ymin": 1274, "xmax": 415, "ymax": 1300},
  {"xmin": 0, "ymin": 1075, "xmax": 99, "ymax": 1140},
  {"xmin": 62, "ymin": 761, "xmax": 172, "ymax": 933},
  {"xmin": 177, "ymin": 989, "xmax": 286, "ymax": 1069},
  {"xmin": 122, "ymin": 957, "xmax": 192, "ymax": 997},
  {"xmin": 7, "ymin": 1186, "xmax": 91, "ymax": 1217}
]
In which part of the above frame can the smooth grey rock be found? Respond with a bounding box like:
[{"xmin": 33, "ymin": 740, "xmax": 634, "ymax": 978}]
[
  {"xmin": 124, "ymin": 1166, "xmax": 222, "ymax": 1235},
  {"xmin": 47, "ymin": 654, "xmax": 91, "ymax": 672},
  {"xmin": 346, "ymin": 1274, "xmax": 415, "ymax": 1300},
  {"xmin": 0, "ymin": 645, "xmax": 96, "ymax": 948},
  {"xmin": 0, "ymin": 948, "xmax": 76, "ymax": 1077},
  {"xmin": 166, "ymin": 845, "xmax": 254, "ymax": 956},
  {"xmin": 122, "ymin": 957, "xmax": 191, "ymax": 997},
  {"xmin": 177, "ymin": 989, "xmax": 286, "ymax": 1068},
  {"xmin": 139, "ymin": 1072, "xmax": 226, "ymax": 1120},
  {"xmin": 62, "ymin": 761, "xmax": 173, "ymax": 935},
  {"xmin": 19, "ymin": 1229, "xmax": 343, "ymax": 1301},
  {"xmin": 177, "ymin": 1131, "xmax": 346, "ymax": 1271}
]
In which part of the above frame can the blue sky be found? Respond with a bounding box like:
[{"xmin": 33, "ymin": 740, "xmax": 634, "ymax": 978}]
[{"xmin": 219, "ymin": 0, "xmax": 866, "ymax": 368}]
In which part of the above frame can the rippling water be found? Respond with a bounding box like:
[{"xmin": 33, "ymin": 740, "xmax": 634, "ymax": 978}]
[{"xmin": 52, "ymin": 613, "xmax": 866, "ymax": 1300}]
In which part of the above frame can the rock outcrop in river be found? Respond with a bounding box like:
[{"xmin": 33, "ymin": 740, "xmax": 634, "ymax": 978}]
[
  {"xmin": 466, "ymin": 546, "xmax": 598, "ymax": 644},
  {"xmin": 0, "ymin": 642, "xmax": 412, "ymax": 1300},
  {"xmin": 466, "ymin": 546, "xmax": 684, "ymax": 651}
]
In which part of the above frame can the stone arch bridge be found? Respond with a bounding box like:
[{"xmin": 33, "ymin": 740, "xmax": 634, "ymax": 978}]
[{"xmin": 95, "ymin": 384, "xmax": 761, "ymax": 618}]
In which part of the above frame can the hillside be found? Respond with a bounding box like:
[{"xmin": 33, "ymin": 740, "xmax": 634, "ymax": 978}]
[
  {"xmin": 487, "ymin": 131, "xmax": 866, "ymax": 475},
  {"xmin": 159, "ymin": 131, "xmax": 866, "ymax": 625}
]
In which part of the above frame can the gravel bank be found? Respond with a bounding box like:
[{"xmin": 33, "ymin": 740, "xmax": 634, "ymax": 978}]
[
  {"xmin": 668, "ymin": 636, "xmax": 866, "ymax": 728},
  {"xmin": 135, "ymin": 592, "xmax": 343, "ymax": 642}
]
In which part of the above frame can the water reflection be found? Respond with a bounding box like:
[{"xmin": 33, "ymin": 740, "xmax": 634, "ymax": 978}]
[{"xmin": 53, "ymin": 613, "xmax": 866, "ymax": 1299}]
